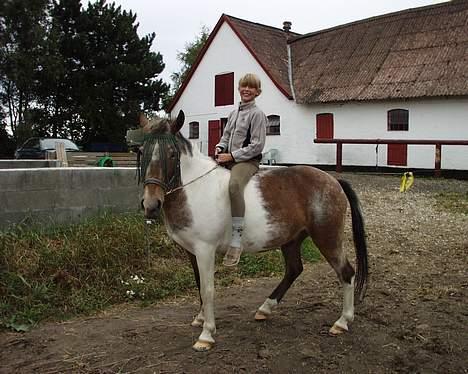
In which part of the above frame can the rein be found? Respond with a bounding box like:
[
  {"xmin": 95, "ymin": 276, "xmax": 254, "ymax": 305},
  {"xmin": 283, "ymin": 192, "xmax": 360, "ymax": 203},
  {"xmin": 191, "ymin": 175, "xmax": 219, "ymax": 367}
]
[
  {"xmin": 144, "ymin": 164, "xmax": 219, "ymax": 196},
  {"xmin": 164, "ymin": 164, "xmax": 219, "ymax": 196}
]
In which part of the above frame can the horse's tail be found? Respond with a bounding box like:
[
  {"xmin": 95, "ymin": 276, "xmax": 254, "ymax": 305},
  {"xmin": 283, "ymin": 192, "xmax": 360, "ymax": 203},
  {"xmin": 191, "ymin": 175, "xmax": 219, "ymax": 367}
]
[{"xmin": 338, "ymin": 179, "xmax": 369, "ymax": 302}]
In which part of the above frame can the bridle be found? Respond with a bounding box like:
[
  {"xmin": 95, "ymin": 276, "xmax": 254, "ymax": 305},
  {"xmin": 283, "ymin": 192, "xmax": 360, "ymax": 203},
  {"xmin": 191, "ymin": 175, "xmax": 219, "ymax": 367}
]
[{"xmin": 140, "ymin": 133, "xmax": 218, "ymax": 196}]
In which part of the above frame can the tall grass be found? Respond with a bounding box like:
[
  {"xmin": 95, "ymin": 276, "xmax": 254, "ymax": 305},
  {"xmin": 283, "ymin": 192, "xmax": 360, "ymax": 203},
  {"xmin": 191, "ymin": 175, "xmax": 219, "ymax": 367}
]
[{"xmin": 0, "ymin": 213, "xmax": 320, "ymax": 331}]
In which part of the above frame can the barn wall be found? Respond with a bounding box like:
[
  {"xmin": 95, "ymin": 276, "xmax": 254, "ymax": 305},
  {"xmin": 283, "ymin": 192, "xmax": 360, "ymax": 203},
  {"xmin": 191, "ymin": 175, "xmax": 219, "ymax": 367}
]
[
  {"xmin": 171, "ymin": 23, "xmax": 296, "ymax": 157},
  {"xmin": 171, "ymin": 22, "xmax": 468, "ymax": 170},
  {"xmin": 291, "ymin": 98, "xmax": 468, "ymax": 170}
]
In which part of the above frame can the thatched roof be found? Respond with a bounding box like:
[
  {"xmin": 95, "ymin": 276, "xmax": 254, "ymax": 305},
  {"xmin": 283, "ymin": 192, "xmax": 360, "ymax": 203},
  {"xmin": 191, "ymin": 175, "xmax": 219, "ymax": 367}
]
[
  {"xmin": 290, "ymin": 0, "xmax": 468, "ymax": 103},
  {"xmin": 225, "ymin": 16, "xmax": 300, "ymax": 98},
  {"xmin": 169, "ymin": 1, "xmax": 468, "ymax": 110}
]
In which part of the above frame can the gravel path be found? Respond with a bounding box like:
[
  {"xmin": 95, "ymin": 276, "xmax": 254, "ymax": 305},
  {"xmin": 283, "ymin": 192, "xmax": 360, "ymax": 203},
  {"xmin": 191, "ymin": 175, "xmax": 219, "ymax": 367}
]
[{"xmin": 1, "ymin": 172, "xmax": 467, "ymax": 373}]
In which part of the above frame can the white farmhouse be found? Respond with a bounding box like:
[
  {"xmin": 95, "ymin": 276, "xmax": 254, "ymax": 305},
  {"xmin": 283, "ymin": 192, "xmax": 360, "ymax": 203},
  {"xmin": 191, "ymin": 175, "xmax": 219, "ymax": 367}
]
[{"xmin": 169, "ymin": 1, "xmax": 468, "ymax": 172}]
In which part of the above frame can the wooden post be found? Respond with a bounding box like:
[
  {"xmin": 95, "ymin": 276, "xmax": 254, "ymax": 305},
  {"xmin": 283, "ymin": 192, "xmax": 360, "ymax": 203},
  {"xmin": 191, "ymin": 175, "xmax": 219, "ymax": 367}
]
[
  {"xmin": 55, "ymin": 142, "xmax": 69, "ymax": 167},
  {"xmin": 336, "ymin": 142, "xmax": 343, "ymax": 173},
  {"xmin": 435, "ymin": 144, "xmax": 441, "ymax": 177}
]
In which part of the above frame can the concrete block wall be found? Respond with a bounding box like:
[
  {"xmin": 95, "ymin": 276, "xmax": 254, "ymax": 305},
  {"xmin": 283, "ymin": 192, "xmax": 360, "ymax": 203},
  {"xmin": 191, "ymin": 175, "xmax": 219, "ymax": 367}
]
[
  {"xmin": 0, "ymin": 167, "xmax": 142, "ymax": 230},
  {"xmin": 0, "ymin": 160, "xmax": 61, "ymax": 169}
]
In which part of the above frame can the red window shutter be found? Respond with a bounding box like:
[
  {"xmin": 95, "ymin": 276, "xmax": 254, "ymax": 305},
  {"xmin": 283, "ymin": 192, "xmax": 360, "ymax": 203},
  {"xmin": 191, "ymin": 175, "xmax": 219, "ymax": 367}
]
[
  {"xmin": 208, "ymin": 120, "xmax": 222, "ymax": 157},
  {"xmin": 387, "ymin": 144, "xmax": 407, "ymax": 166},
  {"xmin": 316, "ymin": 113, "xmax": 334, "ymax": 139},
  {"xmin": 215, "ymin": 73, "xmax": 234, "ymax": 106}
]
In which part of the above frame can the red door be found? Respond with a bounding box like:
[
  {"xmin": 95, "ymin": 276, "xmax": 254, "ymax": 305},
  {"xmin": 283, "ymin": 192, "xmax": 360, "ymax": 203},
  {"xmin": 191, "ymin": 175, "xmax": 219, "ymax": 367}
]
[
  {"xmin": 316, "ymin": 113, "xmax": 334, "ymax": 139},
  {"xmin": 387, "ymin": 144, "xmax": 407, "ymax": 166},
  {"xmin": 208, "ymin": 120, "xmax": 222, "ymax": 157}
]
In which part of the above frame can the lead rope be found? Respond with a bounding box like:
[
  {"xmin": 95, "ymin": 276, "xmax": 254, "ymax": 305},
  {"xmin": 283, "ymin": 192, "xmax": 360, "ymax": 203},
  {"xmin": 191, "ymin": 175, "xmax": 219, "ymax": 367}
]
[
  {"xmin": 145, "ymin": 218, "xmax": 154, "ymax": 266},
  {"xmin": 165, "ymin": 164, "xmax": 219, "ymax": 196}
]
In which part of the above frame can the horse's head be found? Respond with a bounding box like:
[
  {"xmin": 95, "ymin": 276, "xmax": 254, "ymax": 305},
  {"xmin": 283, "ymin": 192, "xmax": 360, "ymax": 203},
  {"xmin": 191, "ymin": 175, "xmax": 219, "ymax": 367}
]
[{"xmin": 139, "ymin": 110, "xmax": 187, "ymax": 218}]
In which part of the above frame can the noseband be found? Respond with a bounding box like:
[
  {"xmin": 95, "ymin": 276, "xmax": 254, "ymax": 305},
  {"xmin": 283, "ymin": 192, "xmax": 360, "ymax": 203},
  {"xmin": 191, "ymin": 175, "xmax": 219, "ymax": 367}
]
[{"xmin": 143, "ymin": 177, "xmax": 169, "ymax": 191}]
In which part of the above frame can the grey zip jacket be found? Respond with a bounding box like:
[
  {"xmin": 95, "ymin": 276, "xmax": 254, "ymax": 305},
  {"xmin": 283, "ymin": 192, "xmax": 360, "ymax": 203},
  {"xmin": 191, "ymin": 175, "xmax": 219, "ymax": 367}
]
[{"xmin": 216, "ymin": 101, "xmax": 267, "ymax": 162}]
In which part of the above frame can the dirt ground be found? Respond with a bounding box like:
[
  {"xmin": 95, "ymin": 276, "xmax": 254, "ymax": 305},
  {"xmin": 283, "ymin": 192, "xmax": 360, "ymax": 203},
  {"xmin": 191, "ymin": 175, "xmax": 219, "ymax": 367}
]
[{"xmin": 1, "ymin": 172, "xmax": 467, "ymax": 373}]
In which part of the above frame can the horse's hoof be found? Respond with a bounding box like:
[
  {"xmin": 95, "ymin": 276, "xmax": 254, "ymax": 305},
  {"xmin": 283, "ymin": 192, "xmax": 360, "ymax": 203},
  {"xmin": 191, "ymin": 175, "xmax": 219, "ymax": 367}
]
[
  {"xmin": 191, "ymin": 318, "xmax": 203, "ymax": 327},
  {"xmin": 254, "ymin": 311, "xmax": 269, "ymax": 321},
  {"xmin": 329, "ymin": 323, "xmax": 348, "ymax": 335},
  {"xmin": 193, "ymin": 340, "xmax": 213, "ymax": 352}
]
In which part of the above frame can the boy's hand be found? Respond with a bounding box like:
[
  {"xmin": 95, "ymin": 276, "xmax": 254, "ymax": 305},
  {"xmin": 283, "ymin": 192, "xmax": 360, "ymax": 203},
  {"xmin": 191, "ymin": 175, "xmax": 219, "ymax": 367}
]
[{"xmin": 216, "ymin": 153, "xmax": 233, "ymax": 164}]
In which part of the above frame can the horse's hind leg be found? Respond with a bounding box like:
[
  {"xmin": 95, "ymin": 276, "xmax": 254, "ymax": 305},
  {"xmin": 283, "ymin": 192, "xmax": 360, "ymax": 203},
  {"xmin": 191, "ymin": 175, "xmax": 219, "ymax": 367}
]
[
  {"xmin": 187, "ymin": 251, "xmax": 204, "ymax": 327},
  {"xmin": 313, "ymin": 232, "xmax": 356, "ymax": 335},
  {"xmin": 255, "ymin": 233, "xmax": 306, "ymax": 320}
]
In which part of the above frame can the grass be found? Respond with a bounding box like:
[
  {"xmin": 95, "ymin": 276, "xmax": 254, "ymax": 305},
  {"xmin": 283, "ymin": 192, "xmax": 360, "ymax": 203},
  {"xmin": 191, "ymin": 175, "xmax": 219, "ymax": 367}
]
[
  {"xmin": 0, "ymin": 213, "xmax": 321, "ymax": 331},
  {"xmin": 435, "ymin": 191, "xmax": 468, "ymax": 215}
]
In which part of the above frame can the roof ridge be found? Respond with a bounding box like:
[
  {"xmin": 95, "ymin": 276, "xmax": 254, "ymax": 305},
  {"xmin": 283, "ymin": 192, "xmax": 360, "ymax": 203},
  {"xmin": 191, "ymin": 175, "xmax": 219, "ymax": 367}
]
[
  {"xmin": 223, "ymin": 13, "xmax": 301, "ymax": 36},
  {"xmin": 289, "ymin": 0, "xmax": 456, "ymax": 43}
]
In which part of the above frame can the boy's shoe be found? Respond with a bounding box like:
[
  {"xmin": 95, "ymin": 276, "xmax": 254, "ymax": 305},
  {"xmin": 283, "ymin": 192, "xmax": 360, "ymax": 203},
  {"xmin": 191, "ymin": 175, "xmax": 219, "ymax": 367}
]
[{"xmin": 223, "ymin": 217, "xmax": 244, "ymax": 266}]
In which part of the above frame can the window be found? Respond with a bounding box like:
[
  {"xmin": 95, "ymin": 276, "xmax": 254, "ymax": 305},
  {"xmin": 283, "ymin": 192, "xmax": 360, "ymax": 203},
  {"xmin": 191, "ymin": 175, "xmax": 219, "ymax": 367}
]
[
  {"xmin": 23, "ymin": 138, "xmax": 40, "ymax": 149},
  {"xmin": 316, "ymin": 113, "xmax": 334, "ymax": 139},
  {"xmin": 215, "ymin": 72, "xmax": 234, "ymax": 106},
  {"xmin": 189, "ymin": 121, "xmax": 199, "ymax": 139},
  {"xmin": 267, "ymin": 115, "xmax": 281, "ymax": 135},
  {"xmin": 388, "ymin": 109, "xmax": 409, "ymax": 131}
]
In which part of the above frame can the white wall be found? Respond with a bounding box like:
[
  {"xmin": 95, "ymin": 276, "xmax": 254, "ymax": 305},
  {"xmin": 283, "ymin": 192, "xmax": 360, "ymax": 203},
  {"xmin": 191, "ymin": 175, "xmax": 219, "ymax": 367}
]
[
  {"xmin": 300, "ymin": 98, "xmax": 468, "ymax": 170},
  {"xmin": 171, "ymin": 22, "xmax": 294, "ymax": 156},
  {"xmin": 172, "ymin": 22, "xmax": 468, "ymax": 170}
]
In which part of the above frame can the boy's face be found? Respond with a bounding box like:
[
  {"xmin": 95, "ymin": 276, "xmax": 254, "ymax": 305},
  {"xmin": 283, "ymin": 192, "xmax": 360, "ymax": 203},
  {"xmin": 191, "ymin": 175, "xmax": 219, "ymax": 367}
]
[{"xmin": 239, "ymin": 85, "xmax": 259, "ymax": 103}]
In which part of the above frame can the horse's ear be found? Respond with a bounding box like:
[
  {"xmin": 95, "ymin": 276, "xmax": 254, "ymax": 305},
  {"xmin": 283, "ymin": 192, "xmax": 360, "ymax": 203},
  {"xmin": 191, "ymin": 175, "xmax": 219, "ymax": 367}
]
[
  {"xmin": 171, "ymin": 110, "xmax": 185, "ymax": 134},
  {"xmin": 139, "ymin": 113, "xmax": 149, "ymax": 128}
]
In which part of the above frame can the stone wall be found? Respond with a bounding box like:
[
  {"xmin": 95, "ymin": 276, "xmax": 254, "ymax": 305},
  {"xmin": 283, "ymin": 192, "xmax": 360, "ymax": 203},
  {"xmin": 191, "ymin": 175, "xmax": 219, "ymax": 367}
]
[
  {"xmin": 0, "ymin": 167, "xmax": 141, "ymax": 230},
  {"xmin": 0, "ymin": 160, "xmax": 61, "ymax": 169}
]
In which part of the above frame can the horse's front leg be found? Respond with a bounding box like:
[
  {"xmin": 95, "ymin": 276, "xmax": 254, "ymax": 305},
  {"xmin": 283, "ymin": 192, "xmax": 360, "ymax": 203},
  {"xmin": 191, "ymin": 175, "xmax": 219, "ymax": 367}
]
[
  {"xmin": 192, "ymin": 248, "xmax": 216, "ymax": 351},
  {"xmin": 186, "ymin": 251, "xmax": 204, "ymax": 327}
]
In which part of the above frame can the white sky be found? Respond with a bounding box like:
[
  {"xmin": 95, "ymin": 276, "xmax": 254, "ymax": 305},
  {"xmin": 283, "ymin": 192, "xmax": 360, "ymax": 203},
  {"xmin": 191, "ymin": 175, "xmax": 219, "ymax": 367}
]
[{"xmin": 90, "ymin": 0, "xmax": 447, "ymax": 86}]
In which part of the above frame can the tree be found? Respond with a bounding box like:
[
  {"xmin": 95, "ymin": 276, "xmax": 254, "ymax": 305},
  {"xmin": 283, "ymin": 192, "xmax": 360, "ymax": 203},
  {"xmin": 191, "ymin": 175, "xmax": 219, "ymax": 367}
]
[
  {"xmin": 1, "ymin": 0, "xmax": 169, "ymax": 148},
  {"xmin": 0, "ymin": 107, "xmax": 15, "ymax": 158},
  {"xmin": 163, "ymin": 25, "xmax": 209, "ymax": 109},
  {"xmin": 73, "ymin": 0, "xmax": 168, "ymax": 145},
  {"xmin": 0, "ymin": 0, "xmax": 50, "ymax": 143},
  {"xmin": 33, "ymin": 0, "xmax": 84, "ymax": 140}
]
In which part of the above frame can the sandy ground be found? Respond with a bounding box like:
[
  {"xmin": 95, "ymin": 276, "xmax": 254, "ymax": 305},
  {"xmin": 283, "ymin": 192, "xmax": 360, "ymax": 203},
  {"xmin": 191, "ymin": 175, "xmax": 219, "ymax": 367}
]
[{"xmin": 1, "ymin": 172, "xmax": 467, "ymax": 373}]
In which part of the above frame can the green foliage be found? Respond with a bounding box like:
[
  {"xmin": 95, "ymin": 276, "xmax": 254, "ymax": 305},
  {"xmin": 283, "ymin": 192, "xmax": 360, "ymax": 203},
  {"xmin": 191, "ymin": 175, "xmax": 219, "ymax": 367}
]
[
  {"xmin": 0, "ymin": 0, "xmax": 50, "ymax": 143},
  {"xmin": 301, "ymin": 238, "xmax": 322, "ymax": 263},
  {"xmin": 0, "ymin": 213, "xmax": 321, "ymax": 331},
  {"xmin": 0, "ymin": 0, "xmax": 169, "ymax": 147},
  {"xmin": 71, "ymin": 0, "xmax": 168, "ymax": 144},
  {"xmin": 0, "ymin": 213, "xmax": 182, "ymax": 330},
  {"xmin": 0, "ymin": 126, "xmax": 15, "ymax": 157}
]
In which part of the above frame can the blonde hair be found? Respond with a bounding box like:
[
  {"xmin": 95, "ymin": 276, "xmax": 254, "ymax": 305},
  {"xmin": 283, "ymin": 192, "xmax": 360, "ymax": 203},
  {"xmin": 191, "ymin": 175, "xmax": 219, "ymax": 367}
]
[{"xmin": 238, "ymin": 73, "xmax": 262, "ymax": 95}]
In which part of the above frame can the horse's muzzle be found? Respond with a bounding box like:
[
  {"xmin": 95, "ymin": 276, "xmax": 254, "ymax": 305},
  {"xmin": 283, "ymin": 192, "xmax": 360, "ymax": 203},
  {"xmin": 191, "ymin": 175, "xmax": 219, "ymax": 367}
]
[{"xmin": 142, "ymin": 199, "xmax": 162, "ymax": 219}]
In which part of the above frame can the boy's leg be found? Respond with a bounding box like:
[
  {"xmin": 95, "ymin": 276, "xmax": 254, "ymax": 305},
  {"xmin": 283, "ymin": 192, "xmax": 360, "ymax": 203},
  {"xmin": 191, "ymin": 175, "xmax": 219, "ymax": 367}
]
[{"xmin": 223, "ymin": 161, "xmax": 259, "ymax": 266}]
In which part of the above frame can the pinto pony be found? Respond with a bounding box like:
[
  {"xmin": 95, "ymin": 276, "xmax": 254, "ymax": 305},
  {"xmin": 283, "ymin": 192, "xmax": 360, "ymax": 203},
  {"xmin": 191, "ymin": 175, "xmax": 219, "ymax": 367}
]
[{"xmin": 140, "ymin": 111, "xmax": 368, "ymax": 351}]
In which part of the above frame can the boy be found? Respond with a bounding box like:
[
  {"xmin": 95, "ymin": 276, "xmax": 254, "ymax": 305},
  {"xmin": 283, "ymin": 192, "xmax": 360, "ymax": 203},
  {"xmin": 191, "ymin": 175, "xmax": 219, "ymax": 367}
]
[{"xmin": 215, "ymin": 73, "xmax": 267, "ymax": 266}]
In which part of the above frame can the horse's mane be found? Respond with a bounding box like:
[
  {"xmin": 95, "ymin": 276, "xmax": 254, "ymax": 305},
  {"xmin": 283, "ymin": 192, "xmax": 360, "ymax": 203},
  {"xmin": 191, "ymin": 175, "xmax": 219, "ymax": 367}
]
[
  {"xmin": 145, "ymin": 117, "xmax": 193, "ymax": 156},
  {"xmin": 175, "ymin": 132, "xmax": 193, "ymax": 156}
]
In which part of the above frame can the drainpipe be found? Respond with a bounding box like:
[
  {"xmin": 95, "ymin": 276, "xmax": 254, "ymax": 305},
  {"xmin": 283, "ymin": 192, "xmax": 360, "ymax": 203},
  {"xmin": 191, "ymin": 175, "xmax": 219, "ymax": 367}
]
[
  {"xmin": 287, "ymin": 44, "xmax": 296, "ymax": 102},
  {"xmin": 283, "ymin": 21, "xmax": 296, "ymax": 101}
]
